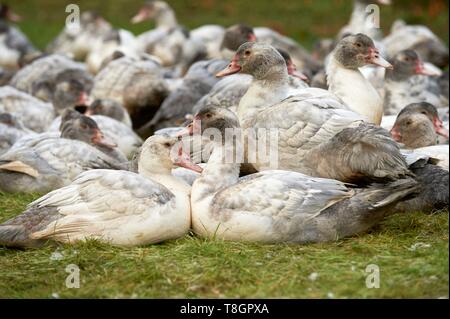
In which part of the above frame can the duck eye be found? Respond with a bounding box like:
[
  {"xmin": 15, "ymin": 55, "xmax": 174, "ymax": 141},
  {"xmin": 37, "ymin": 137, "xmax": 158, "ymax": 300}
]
[
  {"xmin": 164, "ymin": 142, "xmax": 171, "ymax": 147},
  {"xmin": 406, "ymin": 120, "xmax": 412, "ymax": 126},
  {"xmin": 244, "ymin": 50, "xmax": 251, "ymax": 56},
  {"xmin": 355, "ymin": 43, "xmax": 362, "ymax": 48},
  {"xmin": 205, "ymin": 113, "xmax": 212, "ymax": 119},
  {"xmin": 80, "ymin": 124, "xmax": 88, "ymax": 129}
]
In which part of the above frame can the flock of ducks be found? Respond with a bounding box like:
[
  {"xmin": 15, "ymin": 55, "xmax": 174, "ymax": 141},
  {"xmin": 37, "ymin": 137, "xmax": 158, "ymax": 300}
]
[{"xmin": 0, "ymin": 1, "xmax": 448, "ymax": 248}]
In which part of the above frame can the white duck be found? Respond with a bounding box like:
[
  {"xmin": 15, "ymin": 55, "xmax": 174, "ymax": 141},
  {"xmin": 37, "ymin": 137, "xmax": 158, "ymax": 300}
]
[
  {"xmin": 182, "ymin": 107, "xmax": 418, "ymax": 243},
  {"xmin": 326, "ymin": 33, "xmax": 393, "ymax": 125},
  {"xmin": 215, "ymin": 41, "xmax": 409, "ymax": 183},
  {"xmin": 0, "ymin": 135, "xmax": 202, "ymax": 248}
]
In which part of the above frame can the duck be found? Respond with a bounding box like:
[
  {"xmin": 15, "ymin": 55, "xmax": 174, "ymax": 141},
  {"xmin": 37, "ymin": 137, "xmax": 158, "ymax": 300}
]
[
  {"xmin": 48, "ymin": 111, "xmax": 141, "ymax": 159},
  {"xmin": 85, "ymin": 28, "xmax": 140, "ymax": 74},
  {"xmin": 337, "ymin": 0, "xmax": 392, "ymax": 42},
  {"xmin": 180, "ymin": 106, "xmax": 419, "ymax": 243},
  {"xmin": 215, "ymin": 41, "xmax": 410, "ymax": 184},
  {"xmin": 383, "ymin": 50, "xmax": 447, "ymax": 115},
  {"xmin": 131, "ymin": 1, "xmax": 206, "ymax": 75},
  {"xmin": 0, "ymin": 86, "xmax": 55, "ymax": 132},
  {"xmin": 326, "ymin": 33, "xmax": 393, "ymax": 125},
  {"xmin": 0, "ymin": 110, "xmax": 124, "ymax": 193},
  {"xmin": 0, "ymin": 4, "xmax": 36, "ymax": 70},
  {"xmin": 137, "ymin": 59, "xmax": 228, "ymax": 137},
  {"xmin": 193, "ymin": 49, "xmax": 308, "ymax": 115},
  {"xmin": 390, "ymin": 102, "xmax": 449, "ymax": 148},
  {"xmin": 382, "ymin": 19, "xmax": 449, "ymax": 68},
  {"xmin": 47, "ymin": 11, "xmax": 114, "ymax": 61},
  {"xmin": 0, "ymin": 113, "xmax": 36, "ymax": 155},
  {"xmin": 90, "ymin": 55, "xmax": 169, "ymax": 130},
  {"xmin": 0, "ymin": 135, "xmax": 202, "ymax": 248},
  {"xmin": 10, "ymin": 54, "xmax": 93, "ymax": 103}
]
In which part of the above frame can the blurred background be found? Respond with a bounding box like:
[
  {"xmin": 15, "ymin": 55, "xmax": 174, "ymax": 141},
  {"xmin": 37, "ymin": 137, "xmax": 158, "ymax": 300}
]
[{"xmin": 6, "ymin": 0, "xmax": 449, "ymax": 50}]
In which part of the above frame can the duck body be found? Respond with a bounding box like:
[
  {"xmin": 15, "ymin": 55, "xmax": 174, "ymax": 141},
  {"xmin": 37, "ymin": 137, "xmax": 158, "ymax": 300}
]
[
  {"xmin": 327, "ymin": 57, "xmax": 383, "ymax": 124},
  {"xmin": 0, "ymin": 86, "xmax": 55, "ymax": 132},
  {"xmin": 91, "ymin": 56, "xmax": 169, "ymax": 129},
  {"xmin": 0, "ymin": 169, "xmax": 190, "ymax": 247},
  {"xmin": 0, "ymin": 137, "xmax": 122, "ymax": 193}
]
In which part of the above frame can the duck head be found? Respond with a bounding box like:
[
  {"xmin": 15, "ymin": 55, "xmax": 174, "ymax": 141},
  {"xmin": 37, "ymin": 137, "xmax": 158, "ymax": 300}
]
[
  {"xmin": 389, "ymin": 113, "xmax": 438, "ymax": 148},
  {"xmin": 277, "ymin": 48, "xmax": 309, "ymax": 81},
  {"xmin": 0, "ymin": 4, "xmax": 22, "ymax": 23},
  {"xmin": 333, "ymin": 33, "xmax": 392, "ymax": 69},
  {"xmin": 391, "ymin": 102, "xmax": 449, "ymax": 141},
  {"xmin": 138, "ymin": 135, "xmax": 203, "ymax": 175},
  {"xmin": 385, "ymin": 50, "xmax": 441, "ymax": 81},
  {"xmin": 131, "ymin": 1, "xmax": 171, "ymax": 24},
  {"xmin": 59, "ymin": 109, "xmax": 117, "ymax": 148},
  {"xmin": 216, "ymin": 42, "xmax": 287, "ymax": 80}
]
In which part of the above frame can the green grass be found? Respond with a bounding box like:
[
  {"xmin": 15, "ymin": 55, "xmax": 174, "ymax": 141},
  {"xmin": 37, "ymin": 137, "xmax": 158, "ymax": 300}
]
[
  {"xmin": 6, "ymin": 0, "xmax": 449, "ymax": 50},
  {"xmin": 0, "ymin": 192, "xmax": 448, "ymax": 298}
]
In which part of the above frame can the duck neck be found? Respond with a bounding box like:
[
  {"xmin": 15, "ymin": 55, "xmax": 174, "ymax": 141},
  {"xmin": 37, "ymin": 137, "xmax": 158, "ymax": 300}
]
[
  {"xmin": 326, "ymin": 56, "xmax": 383, "ymax": 124},
  {"xmin": 139, "ymin": 165, "xmax": 191, "ymax": 195},
  {"xmin": 237, "ymin": 68, "xmax": 290, "ymax": 126},
  {"xmin": 192, "ymin": 143, "xmax": 240, "ymax": 201},
  {"xmin": 155, "ymin": 9, "xmax": 177, "ymax": 29}
]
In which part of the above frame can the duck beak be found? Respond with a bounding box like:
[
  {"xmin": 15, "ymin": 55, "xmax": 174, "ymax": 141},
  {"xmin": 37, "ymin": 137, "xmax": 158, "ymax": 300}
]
[
  {"xmin": 175, "ymin": 144, "xmax": 203, "ymax": 173},
  {"xmin": 415, "ymin": 61, "xmax": 441, "ymax": 77},
  {"xmin": 248, "ymin": 33, "xmax": 257, "ymax": 42},
  {"xmin": 131, "ymin": 7, "xmax": 152, "ymax": 24},
  {"xmin": 7, "ymin": 10, "xmax": 22, "ymax": 23},
  {"xmin": 377, "ymin": 0, "xmax": 391, "ymax": 5},
  {"xmin": 92, "ymin": 129, "xmax": 117, "ymax": 148},
  {"xmin": 390, "ymin": 125, "xmax": 402, "ymax": 142},
  {"xmin": 367, "ymin": 47, "xmax": 393, "ymax": 69},
  {"xmin": 216, "ymin": 56, "xmax": 242, "ymax": 77},
  {"xmin": 176, "ymin": 117, "xmax": 202, "ymax": 138},
  {"xmin": 77, "ymin": 92, "xmax": 92, "ymax": 106},
  {"xmin": 433, "ymin": 117, "xmax": 449, "ymax": 139},
  {"xmin": 287, "ymin": 62, "xmax": 309, "ymax": 81}
]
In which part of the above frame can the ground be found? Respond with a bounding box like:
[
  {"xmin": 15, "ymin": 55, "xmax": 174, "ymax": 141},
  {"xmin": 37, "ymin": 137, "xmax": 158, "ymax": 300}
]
[
  {"xmin": 0, "ymin": 0, "xmax": 449, "ymax": 298},
  {"xmin": 0, "ymin": 193, "xmax": 448, "ymax": 298}
]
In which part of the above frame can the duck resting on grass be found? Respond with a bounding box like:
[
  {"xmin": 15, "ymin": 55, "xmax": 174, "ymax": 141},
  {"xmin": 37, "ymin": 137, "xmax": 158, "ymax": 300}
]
[
  {"xmin": 178, "ymin": 106, "xmax": 419, "ymax": 243},
  {"xmin": 0, "ymin": 135, "xmax": 202, "ymax": 248}
]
